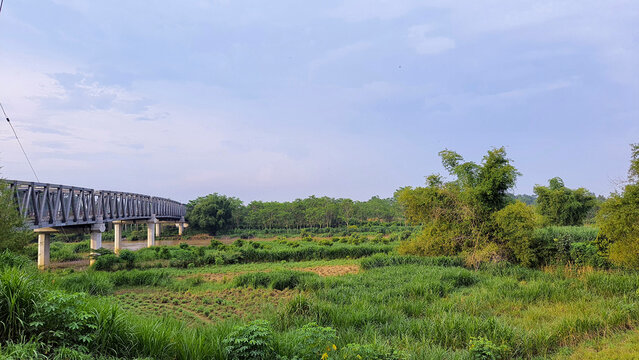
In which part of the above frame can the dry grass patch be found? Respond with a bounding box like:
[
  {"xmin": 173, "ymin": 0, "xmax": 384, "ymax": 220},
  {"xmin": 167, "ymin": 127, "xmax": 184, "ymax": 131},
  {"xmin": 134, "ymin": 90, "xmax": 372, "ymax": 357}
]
[
  {"xmin": 293, "ymin": 264, "xmax": 360, "ymax": 277},
  {"xmin": 115, "ymin": 287, "xmax": 297, "ymax": 324}
]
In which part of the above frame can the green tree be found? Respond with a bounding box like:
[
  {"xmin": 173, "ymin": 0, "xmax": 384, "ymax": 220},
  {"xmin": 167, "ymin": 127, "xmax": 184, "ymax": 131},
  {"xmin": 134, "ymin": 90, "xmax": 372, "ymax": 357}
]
[
  {"xmin": 597, "ymin": 144, "xmax": 639, "ymax": 268},
  {"xmin": 397, "ymin": 147, "xmax": 522, "ymax": 261},
  {"xmin": 186, "ymin": 193, "xmax": 241, "ymax": 235},
  {"xmin": 534, "ymin": 177, "xmax": 596, "ymax": 226},
  {"xmin": 0, "ymin": 180, "xmax": 31, "ymax": 252}
]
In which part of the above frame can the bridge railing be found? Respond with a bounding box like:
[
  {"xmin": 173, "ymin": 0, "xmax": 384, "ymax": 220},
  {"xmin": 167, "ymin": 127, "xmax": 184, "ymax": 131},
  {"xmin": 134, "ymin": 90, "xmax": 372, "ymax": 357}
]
[{"xmin": 8, "ymin": 180, "xmax": 186, "ymax": 229}]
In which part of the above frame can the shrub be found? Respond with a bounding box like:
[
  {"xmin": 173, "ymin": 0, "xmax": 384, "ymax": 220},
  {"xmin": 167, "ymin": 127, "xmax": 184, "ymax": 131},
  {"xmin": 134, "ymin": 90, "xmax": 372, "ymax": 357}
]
[
  {"xmin": 210, "ymin": 239, "xmax": 224, "ymax": 249},
  {"xmin": 596, "ymin": 145, "xmax": 639, "ymax": 268},
  {"xmin": 169, "ymin": 249, "xmax": 197, "ymax": 268},
  {"xmin": 468, "ymin": 337, "xmax": 508, "ymax": 360},
  {"xmin": 493, "ymin": 202, "xmax": 537, "ymax": 266},
  {"xmin": 336, "ymin": 343, "xmax": 402, "ymax": 360},
  {"xmin": 118, "ymin": 250, "xmax": 137, "ymax": 270},
  {"xmin": 531, "ymin": 226, "xmax": 600, "ymax": 265},
  {"xmin": 317, "ymin": 239, "xmax": 333, "ymax": 247},
  {"xmin": 223, "ymin": 320, "xmax": 274, "ymax": 360},
  {"xmin": 92, "ymin": 254, "xmax": 122, "ymax": 271},
  {"xmin": 30, "ymin": 291, "xmax": 95, "ymax": 347},
  {"xmin": 290, "ymin": 322, "xmax": 337, "ymax": 360},
  {"xmin": 569, "ymin": 242, "xmax": 608, "ymax": 268}
]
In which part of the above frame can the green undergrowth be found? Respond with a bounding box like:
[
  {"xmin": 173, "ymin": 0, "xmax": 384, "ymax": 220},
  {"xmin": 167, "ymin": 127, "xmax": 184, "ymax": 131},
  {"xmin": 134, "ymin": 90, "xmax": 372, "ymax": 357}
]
[
  {"xmin": 4, "ymin": 249, "xmax": 639, "ymax": 359},
  {"xmin": 91, "ymin": 239, "xmax": 395, "ymax": 271}
]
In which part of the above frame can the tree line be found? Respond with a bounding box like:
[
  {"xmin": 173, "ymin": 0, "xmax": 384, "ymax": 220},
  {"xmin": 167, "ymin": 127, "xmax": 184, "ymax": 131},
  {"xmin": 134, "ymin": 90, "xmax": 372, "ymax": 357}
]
[{"xmin": 186, "ymin": 195, "xmax": 404, "ymax": 234}]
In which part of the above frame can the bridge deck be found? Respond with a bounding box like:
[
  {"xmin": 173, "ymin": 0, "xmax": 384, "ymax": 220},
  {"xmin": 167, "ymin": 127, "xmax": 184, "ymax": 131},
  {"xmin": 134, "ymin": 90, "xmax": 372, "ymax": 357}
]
[{"xmin": 8, "ymin": 180, "xmax": 186, "ymax": 230}]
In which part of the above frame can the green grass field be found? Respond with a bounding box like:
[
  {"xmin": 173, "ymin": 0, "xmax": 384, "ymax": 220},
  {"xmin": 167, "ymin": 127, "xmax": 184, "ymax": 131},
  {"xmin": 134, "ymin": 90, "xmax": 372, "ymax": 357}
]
[{"xmin": 3, "ymin": 232, "xmax": 639, "ymax": 359}]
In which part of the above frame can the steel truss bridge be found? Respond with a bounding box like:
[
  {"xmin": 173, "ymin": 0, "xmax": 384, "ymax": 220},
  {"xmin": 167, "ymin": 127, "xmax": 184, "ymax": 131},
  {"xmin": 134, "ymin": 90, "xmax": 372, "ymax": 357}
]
[{"xmin": 7, "ymin": 180, "xmax": 187, "ymax": 269}]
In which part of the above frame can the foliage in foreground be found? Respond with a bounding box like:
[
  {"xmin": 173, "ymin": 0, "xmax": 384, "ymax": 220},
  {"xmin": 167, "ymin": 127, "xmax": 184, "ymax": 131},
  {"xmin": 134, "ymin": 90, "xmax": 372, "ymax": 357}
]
[
  {"xmin": 597, "ymin": 143, "xmax": 639, "ymax": 269},
  {"xmin": 0, "ymin": 181, "xmax": 31, "ymax": 252}
]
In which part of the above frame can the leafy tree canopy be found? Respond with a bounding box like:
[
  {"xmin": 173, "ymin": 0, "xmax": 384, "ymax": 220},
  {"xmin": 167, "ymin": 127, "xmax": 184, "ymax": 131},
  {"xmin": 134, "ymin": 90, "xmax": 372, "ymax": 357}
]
[
  {"xmin": 533, "ymin": 177, "xmax": 596, "ymax": 226},
  {"xmin": 397, "ymin": 147, "xmax": 525, "ymax": 263},
  {"xmin": 186, "ymin": 193, "xmax": 242, "ymax": 235}
]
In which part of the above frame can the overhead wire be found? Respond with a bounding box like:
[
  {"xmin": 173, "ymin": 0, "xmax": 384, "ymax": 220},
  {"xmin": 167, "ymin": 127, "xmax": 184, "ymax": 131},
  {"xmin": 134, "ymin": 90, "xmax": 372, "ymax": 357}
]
[
  {"xmin": 0, "ymin": 1, "xmax": 75, "ymax": 243},
  {"xmin": 1, "ymin": 102, "xmax": 40, "ymax": 182}
]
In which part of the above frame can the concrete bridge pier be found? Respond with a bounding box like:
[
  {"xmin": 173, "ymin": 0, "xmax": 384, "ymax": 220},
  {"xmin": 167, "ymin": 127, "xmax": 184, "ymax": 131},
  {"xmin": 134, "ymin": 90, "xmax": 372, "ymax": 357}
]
[
  {"xmin": 113, "ymin": 222, "xmax": 123, "ymax": 254},
  {"xmin": 176, "ymin": 217, "xmax": 187, "ymax": 236},
  {"xmin": 155, "ymin": 223, "xmax": 162, "ymax": 237},
  {"xmin": 36, "ymin": 231, "xmax": 52, "ymax": 270},
  {"xmin": 147, "ymin": 216, "xmax": 158, "ymax": 247},
  {"xmin": 89, "ymin": 221, "xmax": 106, "ymax": 266}
]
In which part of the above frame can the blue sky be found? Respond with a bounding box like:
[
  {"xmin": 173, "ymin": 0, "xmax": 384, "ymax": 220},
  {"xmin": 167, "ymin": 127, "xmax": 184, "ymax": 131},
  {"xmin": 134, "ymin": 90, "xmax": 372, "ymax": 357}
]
[{"xmin": 0, "ymin": 0, "xmax": 637, "ymax": 203}]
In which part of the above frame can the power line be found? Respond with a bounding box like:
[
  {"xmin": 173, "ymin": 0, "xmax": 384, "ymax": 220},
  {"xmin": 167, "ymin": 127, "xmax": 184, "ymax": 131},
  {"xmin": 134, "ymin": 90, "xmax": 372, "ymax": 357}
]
[{"xmin": 1, "ymin": 102, "xmax": 40, "ymax": 182}]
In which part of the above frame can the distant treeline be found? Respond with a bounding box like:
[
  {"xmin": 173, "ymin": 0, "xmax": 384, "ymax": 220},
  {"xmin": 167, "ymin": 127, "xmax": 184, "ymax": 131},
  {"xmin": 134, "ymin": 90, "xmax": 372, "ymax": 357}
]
[
  {"xmin": 185, "ymin": 191, "xmax": 553, "ymax": 236},
  {"xmin": 186, "ymin": 195, "xmax": 404, "ymax": 234}
]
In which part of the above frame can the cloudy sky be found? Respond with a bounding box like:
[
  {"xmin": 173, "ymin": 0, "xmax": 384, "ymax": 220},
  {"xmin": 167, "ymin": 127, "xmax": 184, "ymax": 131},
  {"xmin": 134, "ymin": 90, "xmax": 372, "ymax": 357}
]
[{"xmin": 0, "ymin": 1, "xmax": 637, "ymax": 203}]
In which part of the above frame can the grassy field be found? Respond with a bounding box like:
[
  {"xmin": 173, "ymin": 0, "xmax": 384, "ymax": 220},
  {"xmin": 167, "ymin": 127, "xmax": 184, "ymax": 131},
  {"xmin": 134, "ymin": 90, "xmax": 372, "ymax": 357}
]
[
  {"xmin": 41, "ymin": 250, "xmax": 639, "ymax": 359},
  {"xmin": 554, "ymin": 329, "xmax": 639, "ymax": 359},
  {"xmin": 2, "ymin": 229, "xmax": 639, "ymax": 359}
]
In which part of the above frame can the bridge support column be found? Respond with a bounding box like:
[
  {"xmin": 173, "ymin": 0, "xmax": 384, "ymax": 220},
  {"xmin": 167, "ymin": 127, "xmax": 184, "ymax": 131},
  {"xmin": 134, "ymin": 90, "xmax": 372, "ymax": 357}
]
[
  {"xmin": 113, "ymin": 222, "xmax": 122, "ymax": 254},
  {"xmin": 176, "ymin": 216, "xmax": 186, "ymax": 236},
  {"xmin": 155, "ymin": 223, "xmax": 161, "ymax": 237},
  {"xmin": 147, "ymin": 216, "xmax": 158, "ymax": 247},
  {"xmin": 37, "ymin": 232, "xmax": 51, "ymax": 270},
  {"xmin": 90, "ymin": 221, "xmax": 106, "ymax": 266}
]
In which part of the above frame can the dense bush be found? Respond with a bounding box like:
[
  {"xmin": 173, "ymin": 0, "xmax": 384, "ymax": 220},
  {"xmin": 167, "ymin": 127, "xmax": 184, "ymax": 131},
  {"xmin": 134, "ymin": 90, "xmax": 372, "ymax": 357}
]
[
  {"xmin": 288, "ymin": 322, "xmax": 336, "ymax": 360},
  {"xmin": 530, "ymin": 226, "xmax": 605, "ymax": 266},
  {"xmin": 493, "ymin": 201, "xmax": 537, "ymax": 267},
  {"xmin": 223, "ymin": 320, "xmax": 274, "ymax": 360}
]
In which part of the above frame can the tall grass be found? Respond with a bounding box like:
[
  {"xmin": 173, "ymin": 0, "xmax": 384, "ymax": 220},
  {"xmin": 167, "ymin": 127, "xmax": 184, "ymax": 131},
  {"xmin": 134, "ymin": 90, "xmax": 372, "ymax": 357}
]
[
  {"xmin": 360, "ymin": 253, "xmax": 464, "ymax": 270},
  {"xmin": 232, "ymin": 270, "xmax": 320, "ymax": 290},
  {"xmin": 55, "ymin": 269, "xmax": 173, "ymax": 295},
  {"xmin": 0, "ymin": 268, "xmax": 41, "ymax": 341}
]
